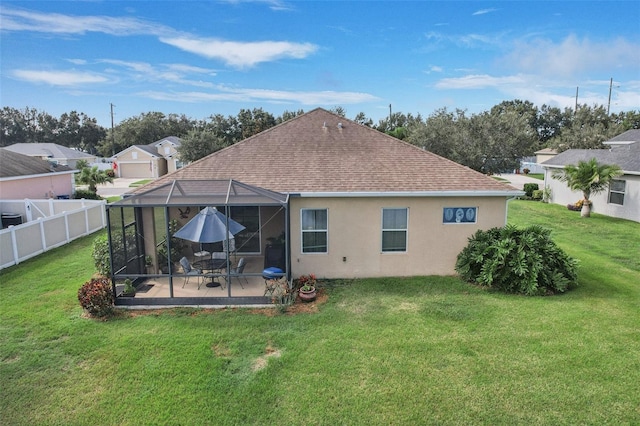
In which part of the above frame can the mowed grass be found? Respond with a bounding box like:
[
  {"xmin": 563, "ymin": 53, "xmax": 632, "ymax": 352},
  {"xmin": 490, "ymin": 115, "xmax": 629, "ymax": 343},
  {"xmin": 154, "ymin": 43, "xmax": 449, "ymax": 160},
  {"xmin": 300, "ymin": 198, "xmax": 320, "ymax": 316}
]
[{"xmin": 1, "ymin": 200, "xmax": 639, "ymax": 425}]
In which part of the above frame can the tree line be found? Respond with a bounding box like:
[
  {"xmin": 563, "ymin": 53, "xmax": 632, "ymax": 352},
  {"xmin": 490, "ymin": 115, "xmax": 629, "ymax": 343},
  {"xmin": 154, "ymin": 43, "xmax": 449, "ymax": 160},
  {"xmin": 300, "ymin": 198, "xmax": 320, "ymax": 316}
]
[{"xmin": 1, "ymin": 102, "xmax": 638, "ymax": 174}]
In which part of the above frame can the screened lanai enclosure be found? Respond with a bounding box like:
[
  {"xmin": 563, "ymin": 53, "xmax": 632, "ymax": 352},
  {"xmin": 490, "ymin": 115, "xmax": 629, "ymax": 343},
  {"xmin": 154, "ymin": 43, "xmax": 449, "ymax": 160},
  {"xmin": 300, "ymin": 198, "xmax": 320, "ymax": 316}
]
[{"xmin": 107, "ymin": 180, "xmax": 289, "ymax": 306}]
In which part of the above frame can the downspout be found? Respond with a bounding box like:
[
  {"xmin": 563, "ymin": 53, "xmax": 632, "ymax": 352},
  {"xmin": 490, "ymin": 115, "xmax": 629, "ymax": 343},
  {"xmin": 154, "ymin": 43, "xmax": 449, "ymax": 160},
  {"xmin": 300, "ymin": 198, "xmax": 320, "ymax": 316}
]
[
  {"xmin": 505, "ymin": 196, "xmax": 518, "ymax": 224},
  {"xmin": 285, "ymin": 196, "xmax": 291, "ymax": 282}
]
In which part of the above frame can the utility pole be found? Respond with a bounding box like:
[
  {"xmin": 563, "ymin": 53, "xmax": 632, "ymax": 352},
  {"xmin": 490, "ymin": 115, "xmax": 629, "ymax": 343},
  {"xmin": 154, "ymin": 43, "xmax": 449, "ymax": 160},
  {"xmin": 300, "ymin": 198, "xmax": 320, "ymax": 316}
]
[
  {"xmin": 388, "ymin": 104, "xmax": 392, "ymax": 131},
  {"xmin": 110, "ymin": 103, "xmax": 115, "ymax": 156},
  {"xmin": 574, "ymin": 87, "xmax": 579, "ymax": 114},
  {"xmin": 607, "ymin": 77, "xmax": 613, "ymax": 115}
]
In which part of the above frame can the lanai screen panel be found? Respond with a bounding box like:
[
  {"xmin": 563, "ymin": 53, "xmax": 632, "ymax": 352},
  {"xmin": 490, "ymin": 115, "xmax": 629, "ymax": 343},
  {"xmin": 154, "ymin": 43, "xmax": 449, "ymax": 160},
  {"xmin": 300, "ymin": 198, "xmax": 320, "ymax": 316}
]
[{"xmin": 112, "ymin": 179, "xmax": 288, "ymax": 207}]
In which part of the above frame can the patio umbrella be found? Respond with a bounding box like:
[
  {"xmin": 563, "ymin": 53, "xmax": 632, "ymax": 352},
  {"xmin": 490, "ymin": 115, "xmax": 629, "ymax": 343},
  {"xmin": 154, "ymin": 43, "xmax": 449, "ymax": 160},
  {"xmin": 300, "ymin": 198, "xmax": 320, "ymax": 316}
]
[{"xmin": 174, "ymin": 206, "xmax": 245, "ymax": 243}]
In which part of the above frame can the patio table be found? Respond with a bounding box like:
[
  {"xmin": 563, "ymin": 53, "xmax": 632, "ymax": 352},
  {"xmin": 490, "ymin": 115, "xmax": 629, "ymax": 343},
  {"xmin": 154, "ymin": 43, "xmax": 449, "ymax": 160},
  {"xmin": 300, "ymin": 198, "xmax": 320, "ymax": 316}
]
[{"xmin": 194, "ymin": 258, "xmax": 228, "ymax": 288}]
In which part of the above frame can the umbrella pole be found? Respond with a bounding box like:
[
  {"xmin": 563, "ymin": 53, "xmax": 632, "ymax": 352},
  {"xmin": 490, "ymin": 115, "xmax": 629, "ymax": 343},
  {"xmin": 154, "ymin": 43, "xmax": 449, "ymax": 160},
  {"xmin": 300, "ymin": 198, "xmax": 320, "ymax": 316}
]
[{"xmin": 225, "ymin": 205, "xmax": 232, "ymax": 297}]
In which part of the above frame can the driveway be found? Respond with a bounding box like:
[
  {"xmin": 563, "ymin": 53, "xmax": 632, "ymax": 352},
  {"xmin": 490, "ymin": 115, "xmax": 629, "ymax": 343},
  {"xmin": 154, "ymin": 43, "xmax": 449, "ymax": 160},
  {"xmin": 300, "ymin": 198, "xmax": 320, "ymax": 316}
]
[
  {"xmin": 497, "ymin": 173, "xmax": 544, "ymax": 190},
  {"xmin": 96, "ymin": 178, "xmax": 144, "ymax": 198}
]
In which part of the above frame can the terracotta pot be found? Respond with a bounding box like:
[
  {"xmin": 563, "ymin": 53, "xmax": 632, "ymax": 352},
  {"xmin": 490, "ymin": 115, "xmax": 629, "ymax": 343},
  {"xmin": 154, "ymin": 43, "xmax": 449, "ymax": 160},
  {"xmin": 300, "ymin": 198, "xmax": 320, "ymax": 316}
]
[{"xmin": 299, "ymin": 287, "xmax": 317, "ymax": 302}]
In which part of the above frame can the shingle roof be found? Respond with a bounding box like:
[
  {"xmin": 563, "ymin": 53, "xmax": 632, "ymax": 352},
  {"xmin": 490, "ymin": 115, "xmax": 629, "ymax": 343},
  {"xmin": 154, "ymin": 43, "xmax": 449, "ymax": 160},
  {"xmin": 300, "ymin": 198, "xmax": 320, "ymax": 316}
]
[
  {"xmin": 137, "ymin": 108, "xmax": 518, "ymax": 195},
  {"xmin": 3, "ymin": 143, "xmax": 93, "ymax": 160},
  {"xmin": 135, "ymin": 145, "xmax": 161, "ymax": 157},
  {"xmin": 0, "ymin": 148, "xmax": 73, "ymax": 178},
  {"xmin": 607, "ymin": 129, "xmax": 640, "ymax": 143},
  {"xmin": 151, "ymin": 136, "xmax": 181, "ymax": 147},
  {"xmin": 542, "ymin": 129, "xmax": 640, "ymax": 173}
]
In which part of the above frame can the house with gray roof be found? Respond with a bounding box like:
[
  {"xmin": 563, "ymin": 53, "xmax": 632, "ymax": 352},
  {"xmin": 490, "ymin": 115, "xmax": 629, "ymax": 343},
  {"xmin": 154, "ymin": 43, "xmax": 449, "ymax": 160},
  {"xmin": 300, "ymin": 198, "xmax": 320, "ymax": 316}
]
[
  {"xmin": 0, "ymin": 148, "xmax": 75, "ymax": 199},
  {"xmin": 541, "ymin": 129, "xmax": 640, "ymax": 222},
  {"xmin": 108, "ymin": 109, "xmax": 523, "ymax": 306},
  {"xmin": 3, "ymin": 143, "xmax": 95, "ymax": 169},
  {"xmin": 112, "ymin": 136, "xmax": 183, "ymax": 178}
]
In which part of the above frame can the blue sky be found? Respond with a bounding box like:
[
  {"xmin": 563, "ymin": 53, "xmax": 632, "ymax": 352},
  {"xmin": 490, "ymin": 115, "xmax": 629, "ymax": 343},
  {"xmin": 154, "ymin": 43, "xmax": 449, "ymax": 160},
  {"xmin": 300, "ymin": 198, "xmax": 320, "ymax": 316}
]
[{"xmin": 1, "ymin": 1, "xmax": 639, "ymax": 127}]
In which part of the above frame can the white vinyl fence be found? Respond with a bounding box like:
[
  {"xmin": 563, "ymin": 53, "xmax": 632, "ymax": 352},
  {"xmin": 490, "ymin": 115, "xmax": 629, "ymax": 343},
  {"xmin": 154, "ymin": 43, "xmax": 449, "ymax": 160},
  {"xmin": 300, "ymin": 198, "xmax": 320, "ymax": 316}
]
[{"xmin": 0, "ymin": 199, "xmax": 106, "ymax": 270}]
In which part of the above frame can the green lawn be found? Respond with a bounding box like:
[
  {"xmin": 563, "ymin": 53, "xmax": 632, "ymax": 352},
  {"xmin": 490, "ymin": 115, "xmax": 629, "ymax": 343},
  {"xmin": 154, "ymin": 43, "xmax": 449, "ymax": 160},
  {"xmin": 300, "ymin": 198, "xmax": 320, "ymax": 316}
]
[
  {"xmin": 526, "ymin": 173, "xmax": 544, "ymax": 180},
  {"xmin": 1, "ymin": 201, "xmax": 639, "ymax": 425},
  {"xmin": 129, "ymin": 179, "xmax": 152, "ymax": 187}
]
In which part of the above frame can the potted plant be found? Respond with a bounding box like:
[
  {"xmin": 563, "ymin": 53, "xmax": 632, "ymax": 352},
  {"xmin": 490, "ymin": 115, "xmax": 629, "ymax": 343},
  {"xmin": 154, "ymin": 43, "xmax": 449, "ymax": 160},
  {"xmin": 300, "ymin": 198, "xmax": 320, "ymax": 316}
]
[
  {"xmin": 296, "ymin": 274, "xmax": 317, "ymax": 302},
  {"xmin": 145, "ymin": 255, "xmax": 154, "ymax": 274},
  {"xmin": 122, "ymin": 279, "xmax": 136, "ymax": 297}
]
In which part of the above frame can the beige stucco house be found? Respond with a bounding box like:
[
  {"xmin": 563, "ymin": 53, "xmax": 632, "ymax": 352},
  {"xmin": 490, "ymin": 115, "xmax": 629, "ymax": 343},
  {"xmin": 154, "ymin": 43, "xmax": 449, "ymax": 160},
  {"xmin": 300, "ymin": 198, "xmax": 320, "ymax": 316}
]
[
  {"xmin": 535, "ymin": 147, "xmax": 557, "ymax": 164},
  {"xmin": 108, "ymin": 109, "xmax": 522, "ymax": 306},
  {"xmin": 112, "ymin": 136, "xmax": 183, "ymax": 178},
  {"xmin": 0, "ymin": 148, "xmax": 76, "ymax": 200},
  {"xmin": 541, "ymin": 129, "xmax": 640, "ymax": 223}
]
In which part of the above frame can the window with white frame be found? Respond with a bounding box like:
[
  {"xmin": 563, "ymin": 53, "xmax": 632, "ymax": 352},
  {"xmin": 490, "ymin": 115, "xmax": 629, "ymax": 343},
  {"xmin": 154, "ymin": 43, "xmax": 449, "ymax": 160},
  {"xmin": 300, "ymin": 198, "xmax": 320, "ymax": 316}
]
[
  {"xmin": 132, "ymin": 151, "xmax": 138, "ymax": 160},
  {"xmin": 175, "ymin": 160, "xmax": 184, "ymax": 170},
  {"xmin": 382, "ymin": 208, "xmax": 408, "ymax": 252},
  {"xmin": 301, "ymin": 209, "xmax": 328, "ymax": 253},
  {"xmin": 608, "ymin": 179, "xmax": 626, "ymax": 205}
]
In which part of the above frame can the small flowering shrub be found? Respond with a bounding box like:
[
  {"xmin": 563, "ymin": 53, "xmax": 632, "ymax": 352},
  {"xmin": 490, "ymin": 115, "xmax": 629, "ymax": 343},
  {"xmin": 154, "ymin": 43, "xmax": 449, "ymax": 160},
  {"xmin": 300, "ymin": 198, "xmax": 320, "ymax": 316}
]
[
  {"xmin": 567, "ymin": 199, "xmax": 585, "ymax": 211},
  {"xmin": 295, "ymin": 274, "xmax": 317, "ymax": 291},
  {"xmin": 78, "ymin": 277, "xmax": 114, "ymax": 318}
]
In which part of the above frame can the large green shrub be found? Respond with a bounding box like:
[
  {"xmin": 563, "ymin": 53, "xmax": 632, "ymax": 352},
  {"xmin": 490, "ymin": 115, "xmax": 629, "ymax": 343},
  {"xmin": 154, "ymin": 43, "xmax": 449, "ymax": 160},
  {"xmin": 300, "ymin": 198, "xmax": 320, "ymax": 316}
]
[
  {"xmin": 92, "ymin": 234, "xmax": 111, "ymax": 277},
  {"xmin": 523, "ymin": 183, "xmax": 539, "ymax": 198},
  {"xmin": 74, "ymin": 189, "xmax": 102, "ymax": 200},
  {"xmin": 78, "ymin": 277, "xmax": 114, "ymax": 318},
  {"xmin": 455, "ymin": 225, "xmax": 578, "ymax": 295}
]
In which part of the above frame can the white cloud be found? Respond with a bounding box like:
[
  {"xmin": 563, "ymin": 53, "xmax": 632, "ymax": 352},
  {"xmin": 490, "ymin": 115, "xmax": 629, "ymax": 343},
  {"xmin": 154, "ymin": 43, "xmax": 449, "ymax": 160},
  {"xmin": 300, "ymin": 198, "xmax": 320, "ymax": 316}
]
[
  {"xmin": 472, "ymin": 8, "xmax": 498, "ymax": 16},
  {"xmin": 99, "ymin": 59, "xmax": 216, "ymax": 87},
  {"xmin": 160, "ymin": 37, "xmax": 318, "ymax": 68},
  {"xmin": 504, "ymin": 34, "xmax": 640, "ymax": 78},
  {"xmin": 67, "ymin": 59, "xmax": 87, "ymax": 65},
  {"xmin": 423, "ymin": 65, "xmax": 443, "ymax": 75},
  {"xmin": 423, "ymin": 31, "xmax": 504, "ymax": 49},
  {"xmin": 0, "ymin": 7, "xmax": 174, "ymax": 36},
  {"xmin": 139, "ymin": 87, "xmax": 378, "ymax": 105},
  {"xmin": 2, "ymin": 7, "xmax": 314, "ymax": 69},
  {"xmin": 219, "ymin": 0, "xmax": 293, "ymax": 11},
  {"xmin": 435, "ymin": 74, "xmax": 526, "ymax": 89},
  {"xmin": 11, "ymin": 70, "xmax": 108, "ymax": 86},
  {"xmin": 435, "ymin": 71, "xmax": 640, "ymax": 112}
]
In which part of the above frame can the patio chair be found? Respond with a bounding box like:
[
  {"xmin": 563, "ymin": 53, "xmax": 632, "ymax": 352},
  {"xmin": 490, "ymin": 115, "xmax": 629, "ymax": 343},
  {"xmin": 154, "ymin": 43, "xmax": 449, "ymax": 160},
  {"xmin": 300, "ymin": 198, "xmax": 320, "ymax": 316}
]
[
  {"xmin": 179, "ymin": 257, "xmax": 202, "ymax": 289},
  {"xmin": 225, "ymin": 257, "xmax": 247, "ymax": 289}
]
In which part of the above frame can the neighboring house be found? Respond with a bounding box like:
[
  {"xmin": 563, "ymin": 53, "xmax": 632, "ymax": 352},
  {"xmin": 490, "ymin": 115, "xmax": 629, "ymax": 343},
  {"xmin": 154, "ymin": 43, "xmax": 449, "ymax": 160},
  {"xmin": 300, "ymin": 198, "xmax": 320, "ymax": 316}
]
[
  {"xmin": 535, "ymin": 148, "xmax": 557, "ymax": 164},
  {"xmin": 114, "ymin": 108, "xmax": 522, "ymax": 288},
  {"xmin": 112, "ymin": 136, "xmax": 183, "ymax": 178},
  {"xmin": 0, "ymin": 148, "xmax": 75, "ymax": 199},
  {"xmin": 519, "ymin": 156, "xmax": 545, "ymax": 174},
  {"xmin": 541, "ymin": 129, "xmax": 640, "ymax": 223},
  {"xmin": 3, "ymin": 143, "xmax": 96, "ymax": 169}
]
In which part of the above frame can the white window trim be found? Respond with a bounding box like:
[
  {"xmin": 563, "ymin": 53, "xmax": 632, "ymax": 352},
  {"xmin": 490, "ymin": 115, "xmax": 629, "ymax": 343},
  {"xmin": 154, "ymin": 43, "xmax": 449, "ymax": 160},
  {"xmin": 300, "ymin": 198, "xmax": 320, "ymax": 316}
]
[
  {"xmin": 300, "ymin": 208, "xmax": 328, "ymax": 254},
  {"xmin": 608, "ymin": 179, "xmax": 625, "ymax": 206},
  {"xmin": 381, "ymin": 207, "xmax": 408, "ymax": 253}
]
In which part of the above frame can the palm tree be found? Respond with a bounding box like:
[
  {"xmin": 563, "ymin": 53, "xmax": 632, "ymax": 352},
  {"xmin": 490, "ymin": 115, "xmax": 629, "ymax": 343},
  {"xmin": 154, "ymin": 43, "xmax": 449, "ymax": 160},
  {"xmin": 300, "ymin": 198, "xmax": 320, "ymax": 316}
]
[
  {"xmin": 552, "ymin": 158, "xmax": 622, "ymax": 217},
  {"xmin": 77, "ymin": 165, "xmax": 114, "ymax": 193}
]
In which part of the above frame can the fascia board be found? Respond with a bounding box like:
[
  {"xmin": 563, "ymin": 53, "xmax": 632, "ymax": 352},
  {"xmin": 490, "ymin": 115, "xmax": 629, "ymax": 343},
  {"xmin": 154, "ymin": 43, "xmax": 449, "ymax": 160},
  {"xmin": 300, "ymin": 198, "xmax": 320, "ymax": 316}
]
[{"xmin": 291, "ymin": 190, "xmax": 525, "ymax": 198}]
